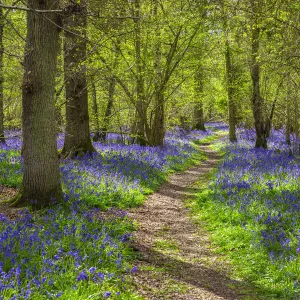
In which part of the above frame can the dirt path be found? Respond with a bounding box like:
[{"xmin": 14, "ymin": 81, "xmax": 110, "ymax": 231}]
[{"xmin": 128, "ymin": 143, "xmax": 252, "ymax": 300}]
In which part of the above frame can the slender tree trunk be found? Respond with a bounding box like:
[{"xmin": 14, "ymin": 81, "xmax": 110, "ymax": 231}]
[
  {"xmin": 250, "ymin": 0, "xmax": 267, "ymax": 148},
  {"xmin": 14, "ymin": 0, "xmax": 62, "ymax": 207},
  {"xmin": 149, "ymin": 0, "xmax": 165, "ymax": 146},
  {"xmin": 101, "ymin": 76, "xmax": 116, "ymax": 140},
  {"xmin": 194, "ymin": 102, "xmax": 205, "ymax": 131},
  {"xmin": 225, "ymin": 41, "xmax": 237, "ymax": 141},
  {"xmin": 0, "ymin": 7, "xmax": 4, "ymax": 143},
  {"xmin": 91, "ymin": 80, "xmax": 101, "ymax": 141},
  {"xmin": 285, "ymin": 79, "xmax": 291, "ymax": 145},
  {"xmin": 151, "ymin": 93, "xmax": 165, "ymax": 146},
  {"xmin": 62, "ymin": 0, "xmax": 96, "ymax": 157},
  {"xmin": 294, "ymin": 95, "xmax": 300, "ymax": 153},
  {"xmin": 220, "ymin": 0, "xmax": 236, "ymax": 141},
  {"xmin": 132, "ymin": 0, "xmax": 146, "ymax": 145},
  {"xmin": 94, "ymin": 40, "xmax": 121, "ymax": 142},
  {"xmin": 286, "ymin": 101, "xmax": 291, "ymax": 146},
  {"xmin": 194, "ymin": 70, "xmax": 206, "ymax": 131}
]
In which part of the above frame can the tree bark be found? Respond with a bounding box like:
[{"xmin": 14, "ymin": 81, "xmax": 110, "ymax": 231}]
[
  {"xmin": 286, "ymin": 100, "xmax": 291, "ymax": 146},
  {"xmin": 132, "ymin": 0, "xmax": 146, "ymax": 145},
  {"xmin": 151, "ymin": 93, "xmax": 165, "ymax": 146},
  {"xmin": 250, "ymin": 0, "xmax": 267, "ymax": 148},
  {"xmin": 101, "ymin": 76, "xmax": 116, "ymax": 141},
  {"xmin": 149, "ymin": 0, "xmax": 165, "ymax": 146},
  {"xmin": 62, "ymin": 0, "xmax": 96, "ymax": 157},
  {"xmin": 225, "ymin": 40, "xmax": 237, "ymax": 141},
  {"xmin": 91, "ymin": 80, "xmax": 101, "ymax": 141},
  {"xmin": 220, "ymin": 0, "xmax": 236, "ymax": 141},
  {"xmin": 194, "ymin": 70, "xmax": 206, "ymax": 131},
  {"xmin": 14, "ymin": 0, "xmax": 62, "ymax": 207},
  {"xmin": 0, "ymin": 7, "xmax": 4, "ymax": 143}
]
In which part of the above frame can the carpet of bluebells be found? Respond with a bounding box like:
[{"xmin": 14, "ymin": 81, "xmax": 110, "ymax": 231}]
[
  {"xmin": 0, "ymin": 128, "xmax": 214, "ymax": 208},
  {"xmin": 195, "ymin": 128, "xmax": 300, "ymax": 298},
  {"xmin": 0, "ymin": 127, "xmax": 214, "ymax": 299}
]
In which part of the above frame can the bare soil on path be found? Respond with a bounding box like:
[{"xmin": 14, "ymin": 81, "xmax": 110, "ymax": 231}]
[{"xmin": 128, "ymin": 143, "xmax": 255, "ymax": 300}]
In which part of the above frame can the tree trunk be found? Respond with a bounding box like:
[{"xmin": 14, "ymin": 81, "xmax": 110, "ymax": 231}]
[
  {"xmin": 220, "ymin": 0, "xmax": 236, "ymax": 141},
  {"xmin": 225, "ymin": 40, "xmax": 237, "ymax": 141},
  {"xmin": 62, "ymin": 0, "xmax": 96, "ymax": 157},
  {"xmin": 14, "ymin": 0, "xmax": 62, "ymax": 208},
  {"xmin": 101, "ymin": 76, "xmax": 116, "ymax": 140},
  {"xmin": 286, "ymin": 101, "xmax": 291, "ymax": 146},
  {"xmin": 194, "ymin": 70, "xmax": 206, "ymax": 131},
  {"xmin": 0, "ymin": 7, "xmax": 4, "ymax": 143},
  {"xmin": 132, "ymin": 0, "xmax": 146, "ymax": 145},
  {"xmin": 250, "ymin": 0, "xmax": 267, "ymax": 149},
  {"xmin": 194, "ymin": 103, "xmax": 205, "ymax": 131},
  {"xmin": 94, "ymin": 40, "xmax": 121, "ymax": 142},
  {"xmin": 285, "ymin": 80, "xmax": 291, "ymax": 146},
  {"xmin": 149, "ymin": 0, "xmax": 165, "ymax": 146},
  {"xmin": 151, "ymin": 92, "xmax": 165, "ymax": 146},
  {"xmin": 91, "ymin": 80, "xmax": 101, "ymax": 142}
]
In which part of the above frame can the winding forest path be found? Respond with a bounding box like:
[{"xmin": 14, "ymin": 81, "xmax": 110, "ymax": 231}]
[{"xmin": 128, "ymin": 141, "xmax": 254, "ymax": 300}]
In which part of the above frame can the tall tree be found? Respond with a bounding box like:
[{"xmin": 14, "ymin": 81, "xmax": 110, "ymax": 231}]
[
  {"xmin": 149, "ymin": 0, "xmax": 165, "ymax": 145},
  {"xmin": 100, "ymin": 45, "xmax": 119, "ymax": 141},
  {"xmin": 220, "ymin": 0, "xmax": 237, "ymax": 141},
  {"xmin": 194, "ymin": 68, "xmax": 206, "ymax": 131},
  {"xmin": 93, "ymin": 39, "xmax": 121, "ymax": 142},
  {"xmin": 90, "ymin": 76, "xmax": 101, "ymax": 141},
  {"xmin": 132, "ymin": 0, "xmax": 146, "ymax": 145},
  {"xmin": 62, "ymin": 0, "xmax": 96, "ymax": 157},
  {"xmin": 13, "ymin": 0, "xmax": 62, "ymax": 207},
  {"xmin": 250, "ymin": 0, "xmax": 267, "ymax": 148}
]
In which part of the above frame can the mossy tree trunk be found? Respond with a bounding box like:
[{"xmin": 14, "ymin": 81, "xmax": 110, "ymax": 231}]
[
  {"xmin": 62, "ymin": 0, "xmax": 96, "ymax": 157},
  {"xmin": 15, "ymin": 0, "xmax": 62, "ymax": 208}
]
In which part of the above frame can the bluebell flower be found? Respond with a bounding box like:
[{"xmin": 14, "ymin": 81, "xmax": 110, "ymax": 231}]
[{"xmin": 77, "ymin": 270, "xmax": 88, "ymax": 281}]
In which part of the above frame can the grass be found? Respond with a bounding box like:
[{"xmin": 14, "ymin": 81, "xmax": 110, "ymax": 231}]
[
  {"xmin": 188, "ymin": 130, "xmax": 300, "ymax": 299},
  {"xmin": 154, "ymin": 239, "xmax": 179, "ymax": 252}
]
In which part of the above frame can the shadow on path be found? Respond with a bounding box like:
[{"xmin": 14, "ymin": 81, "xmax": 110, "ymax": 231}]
[{"xmin": 132, "ymin": 242, "xmax": 268, "ymax": 300}]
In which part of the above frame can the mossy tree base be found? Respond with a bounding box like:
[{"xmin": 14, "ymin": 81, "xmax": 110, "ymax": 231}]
[
  {"xmin": 61, "ymin": 140, "xmax": 98, "ymax": 159},
  {"xmin": 7, "ymin": 186, "xmax": 63, "ymax": 209}
]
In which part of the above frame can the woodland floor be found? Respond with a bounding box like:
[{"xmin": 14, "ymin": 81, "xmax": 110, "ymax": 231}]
[
  {"xmin": 0, "ymin": 140, "xmax": 264, "ymax": 299},
  {"xmin": 128, "ymin": 142, "xmax": 259, "ymax": 300}
]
